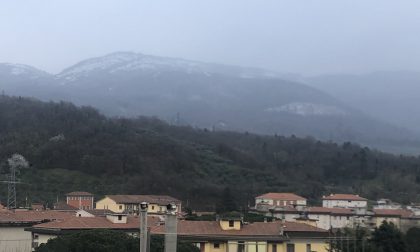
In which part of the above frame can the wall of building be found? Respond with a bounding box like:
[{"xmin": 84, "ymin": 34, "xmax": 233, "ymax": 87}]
[
  {"xmin": 219, "ymin": 220, "xmax": 241, "ymax": 230},
  {"xmin": 256, "ymin": 198, "xmax": 307, "ymax": 207},
  {"xmin": 270, "ymin": 212, "xmax": 300, "ymax": 222},
  {"xmin": 95, "ymin": 197, "xmax": 122, "ymax": 213},
  {"xmin": 34, "ymin": 234, "xmax": 57, "ymax": 248},
  {"xmin": 322, "ymin": 200, "xmax": 367, "ymax": 209},
  {"xmin": 0, "ymin": 227, "xmax": 32, "ymax": 252},
  {"xmin": 374, "ymin": 216, "xmax": 401, "ymax": 229},
  {"xmin": 67, "ymin": 196, "xmax": 94, "ymax": 210}
]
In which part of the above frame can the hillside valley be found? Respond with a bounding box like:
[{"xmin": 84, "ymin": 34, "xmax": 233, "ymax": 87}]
[
  {"xmin": 1, "ymin": 52, "xmax": 420, "ymax": 154},
  {"xmin": 1, "ymin": 96, "xmax": 420, "ymax": 209}
]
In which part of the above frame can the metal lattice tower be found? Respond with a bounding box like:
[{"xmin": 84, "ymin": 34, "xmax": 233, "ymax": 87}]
[{"xmin": 7, "ymin": 165, "xmax": 17, "ymax": 209}]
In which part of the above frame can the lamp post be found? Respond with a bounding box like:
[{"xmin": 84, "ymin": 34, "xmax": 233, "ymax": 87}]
[
  {"xmin": 165, "ymin": 203, "xmax": 178, "ymax": 252},
  {"xmin": 139, "ymin": 201, "xmax": 149, "ymax": 252}
]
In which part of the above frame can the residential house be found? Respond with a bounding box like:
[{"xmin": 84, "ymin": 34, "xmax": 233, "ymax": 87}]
[
  {"xmin": 306, "ymin": 207, "xmax": 356, "ymax": 230},
  {"xmin": 95, "ymin": 195, "xmax": 181, "ymax": 215},
  {"xmin": 75, "ymin": 209, "xmax": 116, "ymax": 217},
  {"xmin": 66, "ymin": 191, "xmax": 94, "ymax": 210},
  {"xmin": 31, "ymin": 203, "xmax": 44, "ymax": 211},
  {"xmin": 322, "ymin": 194, "xmax": 367, "ymax": 211},
  {"xmin": 26, "ymin": 214, "xmax": 161, "ymax": 250},
  {"xmin": 255, "ymin": 193, "xmax": 307, "ymax": 210},
  {"xmin": 151, "ymin": 218, "xmax": 330, "ymax": 252},
  {"xmin": 372, "ymin": 209, "xmax": 414, "ymax": 231},
  {"xmin": 373, "ymin": 199, "xmax": 402, "ymax": 210},
  {"xmin": 0, "ymin": 210, "xmax": 73, "ymax": 252}
]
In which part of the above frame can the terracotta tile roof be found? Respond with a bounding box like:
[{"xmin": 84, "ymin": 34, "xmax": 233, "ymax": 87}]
[
  {"xmin": 0, "ymin": 210, "xmax": 73, "ymax": 224},
  {"xmin": 307, "ymin": 207, "xmax": 354, "ymax": 215},
  {"xmin": 53, "ymin": 201, "xmax": 78, "ymax": 211},
  {"xmin": 322, "ymin": 194, "xmax": 367, "ymax": 201},
  {"xmin": 83, "ymin": 209, "xmax": 116, "ymax": 216},
  {"xmin": 66, "ymin": 191, "xmax": 93, "ymax": 196},
  {"xmin": 32, "ymin": 215, "xmax": 161, "ymax": 230},
  {"xmin": 373, "ymin": 209, "xmax": 414, "ymax": 218},
  {"xmin": 106, "ymin": 195, "xmax": 181, "ymax": 204},
  {"xmin": 151, "ymin": 220, "xmax": 327, "ymax": 238},
  {"xmin": 256, "ymin": 193, "xmax": 306, "ymax": 201}
]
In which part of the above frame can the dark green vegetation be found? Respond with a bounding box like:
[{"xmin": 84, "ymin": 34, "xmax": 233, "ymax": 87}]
[
  {"xmin": 34, "ymin": 230, "xmax": 199, "ymax": 252},
  {"xmin": 329, "ymin": 222, "xmax": 412, "ymax": 252},
  {"xmin": 1, "ymin": 95, "xmax": 420, "ymax": 209}
]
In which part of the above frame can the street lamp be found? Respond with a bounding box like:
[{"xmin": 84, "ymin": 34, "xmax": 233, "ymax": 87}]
[{"xmin": 139, "ymin": 202, "xmax": 149, "ymax": 252}]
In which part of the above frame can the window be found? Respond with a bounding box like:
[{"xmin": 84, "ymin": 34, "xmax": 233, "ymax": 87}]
[
  {"xmin": 213, "ymin": 243, "xmax": 220, "ymax": 249},
  {"xmin": 272, "ymin": 244, "xmax": 277, "ymax": 252},
  {"xmin": 119, "ymin": 205, "xmax": 123, "ymax": 210},
  {"xmin": 237, "ymin": 242, "xmax": 245, "ymax": 252},
  {"xmin": 287, "ymin": 244, "xmax": 295, "ymax": 252},
  {"xmin": 306, "ymin": 244, "xmax": 311, "ymax": 252},
  {"xmin": 118, "ymin": 215, "xmax": 122, "ymax": 221},
  {"xmin": 152, "ymin": 206, "xmax": 155, "ymax": 210},
  {"xmin": 229, "ymin": 220, "xmax": 234, "ymax": 227}
]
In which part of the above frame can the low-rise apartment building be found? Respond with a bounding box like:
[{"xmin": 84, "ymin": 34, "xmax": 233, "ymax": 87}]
[
  {"xmin": 66, "ymin": 191, "xmax": 94, "ymax": 210},
  {"xmin": 26, "ymin": 214, "xmax": 162, "ymax": 250},
  {"xmin": 95, "ymin": 194, "xmax": 181, "ymax": 215},
  {"xmin": 151, "ymin": 219, "xmax": 330, "ymax": 252},
  {"xmin": 0, "ymin": 210, "xmax": 73, "ymax": 252},
  {"xmin": 322, "ymin": 194, "xmax": 367, "ymax": 210},
  {"xmin": 255, "ymin": 193, "xmax": 307, "ymax": 209}
]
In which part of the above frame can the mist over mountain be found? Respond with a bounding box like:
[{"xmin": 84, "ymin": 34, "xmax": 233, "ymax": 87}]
[
  {"xmin": 305, "ymin": 71, "xmax": 420, "ymax": 135},
  {"xmin": 1, "ymin": 52, "xmax": 420, "ymax": 153}
]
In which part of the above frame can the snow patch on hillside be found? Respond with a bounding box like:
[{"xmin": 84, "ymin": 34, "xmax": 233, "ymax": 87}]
[{"xmin": 266, "ymin": 102, "xmax": 346, "ymax": 116}]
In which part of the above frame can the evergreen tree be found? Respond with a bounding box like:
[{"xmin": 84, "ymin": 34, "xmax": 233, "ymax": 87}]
[
  {"xmin": 370, "ymin": 221, "xmax": 406, "ymax": 252},
  {"xmin": 405, "ymin": 227, "xmax": 420, "ymax": 252}
]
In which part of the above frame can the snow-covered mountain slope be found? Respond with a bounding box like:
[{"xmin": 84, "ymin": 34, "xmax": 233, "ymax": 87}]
[
  {"xmin": 57, "ymin": 52, "xmax": 280, "ymax": 83},
  {"xmin": 0, "ymin": 63, "xmax": 51, "ymax": 80},
  {"xmin": 1, "ymin": 52, "xmax": 420, "ymax": 153}
]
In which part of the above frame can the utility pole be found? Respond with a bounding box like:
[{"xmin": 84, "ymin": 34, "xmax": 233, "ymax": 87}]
[
  {"xmin": 139, "ymin": 202, "xmax": 149, "ymax": 252},
  {"xmin": 165, "ymin": 203, "xmax": 178, "ymax": 252}
]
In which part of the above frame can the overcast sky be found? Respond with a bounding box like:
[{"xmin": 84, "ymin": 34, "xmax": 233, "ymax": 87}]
[{"xmin": 1, "ymin": 0, "xmax": 420, "ymax": 75}]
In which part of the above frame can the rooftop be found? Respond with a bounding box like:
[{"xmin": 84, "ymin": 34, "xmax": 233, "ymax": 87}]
[
  {"xmin": 256, "ymin": 193, "xmax": 306, "ymax": 201},
  {"xmin": 66, "ymin": 191, "xmax": 93, "ymax": 196},
  {"xmin": 106, "ymin": 195, "xmax": 181, "ymax": 204},
  {"xmin": 29, "ymin": 215, "xmax": 161, "ymax": 232},
  {"xmin": 322, "ymin": 194, "xmax": 367, "ymax": 201},
  {"xmin": 151, "ymin": 220, "xmax": 327, "ymax": 240},
  {"xmin": 0, "ymin": 210, "xmax": 73, "ymax": 225},
  {"xmin": 373, "ymin": 209, "xmax": 414, "ymax": 218}
]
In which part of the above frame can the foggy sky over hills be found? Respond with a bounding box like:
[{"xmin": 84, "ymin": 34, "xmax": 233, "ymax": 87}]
[{"xmin": 1, "ymin": 0, "xmax": 420, "ymax": 75}]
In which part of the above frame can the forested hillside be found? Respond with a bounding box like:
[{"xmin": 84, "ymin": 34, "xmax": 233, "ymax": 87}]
[{"xmin": 1, "ymin": 95, "xmax": 420, "ymax": 209}]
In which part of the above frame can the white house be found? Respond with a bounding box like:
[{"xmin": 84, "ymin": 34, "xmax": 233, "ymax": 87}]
[
  {"xmin": 255, "ymin": 193, "xmax": 307, "ymax": 209},
  {"xmin": 322, "ymin": 194, "xmax": 367, "ymax": 209}
]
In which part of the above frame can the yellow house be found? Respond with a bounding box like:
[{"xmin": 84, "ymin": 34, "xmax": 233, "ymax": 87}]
[
  {"xmin": 151, "ymin": 219, "xmax": 330, "ymax": 252},
  {"xmin": 95, "ymin": 194, "xmax": 181, "ymax": 215}
]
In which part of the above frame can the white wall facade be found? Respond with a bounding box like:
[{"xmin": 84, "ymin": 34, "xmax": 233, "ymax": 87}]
[
  {"xmin": 0, "ymin": 227, "xmax": 32, "ymax": 252},
  {"xmin": 322, "ymin": 200, "xmax": 367, "ymax": 209}
]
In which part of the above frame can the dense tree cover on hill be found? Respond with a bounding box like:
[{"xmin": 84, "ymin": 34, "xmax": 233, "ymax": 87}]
[{"xmin": 1, "ymin": 95, "xmax": 420, "ymax": 209}]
